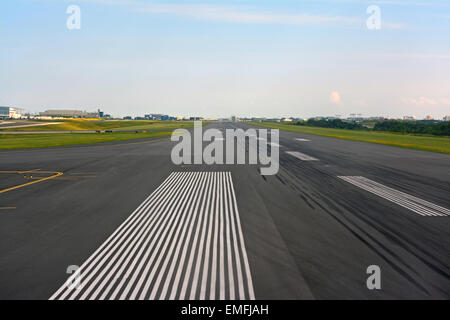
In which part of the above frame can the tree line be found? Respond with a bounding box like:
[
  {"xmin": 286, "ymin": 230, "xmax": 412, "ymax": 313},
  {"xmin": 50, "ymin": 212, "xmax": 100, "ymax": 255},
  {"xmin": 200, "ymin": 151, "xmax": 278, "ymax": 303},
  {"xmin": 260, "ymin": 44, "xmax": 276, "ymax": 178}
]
[{"xmin": 290, "ymin": 119, "xmax": 450, "ymax": 136}]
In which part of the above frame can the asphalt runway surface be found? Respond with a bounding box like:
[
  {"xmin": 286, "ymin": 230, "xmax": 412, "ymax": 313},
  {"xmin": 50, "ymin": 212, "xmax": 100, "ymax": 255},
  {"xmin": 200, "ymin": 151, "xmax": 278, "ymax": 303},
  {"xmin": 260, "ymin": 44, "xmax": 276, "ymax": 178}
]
[{"xmin": 0, "ymin": 122, "xmax": 449, "ymax": 299}]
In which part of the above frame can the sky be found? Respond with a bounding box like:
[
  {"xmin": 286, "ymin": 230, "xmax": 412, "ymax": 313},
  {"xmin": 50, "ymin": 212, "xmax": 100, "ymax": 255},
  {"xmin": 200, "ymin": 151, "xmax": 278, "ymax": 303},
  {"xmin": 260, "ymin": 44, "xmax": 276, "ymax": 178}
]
[{"xmin": 1, "ymin": 0, "xmax": 450, "ymax": 119}]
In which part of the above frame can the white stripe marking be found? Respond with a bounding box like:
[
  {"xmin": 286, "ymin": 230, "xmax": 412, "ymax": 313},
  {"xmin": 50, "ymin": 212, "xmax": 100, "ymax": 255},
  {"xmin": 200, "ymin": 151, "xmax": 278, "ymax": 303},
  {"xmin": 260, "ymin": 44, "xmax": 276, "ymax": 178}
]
[
  {"xmin": 148, "ymin": 172, "xmax": 208, "ymax": 300},
  {"xmin": 188, "ymin": 173, "xmax": 214, "ymax": 300},
  {"xmin": 78, "ymin": 172, "xmax": 194, "ymax": 300},
  {"xmin": 109, "ymin": 173, "xmax": 196, "ymax": 299},
  {"xmin": 229, "ymin": 173, "xmax": 255, "ymax": 300},
  {"xmin": 295, "ymin": 138, "xmax": 310, "ymax": 142},
  {"xmin": 175, "ymin": 172, "xmax": 210, "ymax": 300},
  {"xmin": 338, "ymin": 176, "xmax": 450, "ymax": 217},
  {"xmin": 286, "ymin": 151, "xmax": 318, "ymax": 161},
  {"xmin": 50, "ymin": 172, "xmax": 184, "ymax": 300},
  {"xmin": 199, "ymin": 172, "xmax": 216, "ymax": 300},
  {"xmin": 218, "ymin": 172, "xmax": 226, "ymax": 299},
  {"xmin": 50, "ymin": 172, "xmax": 255, "ymax": 300},
  {"xmin": 134, "ymin": 173, "xmax": 205, "ymax": 299}
]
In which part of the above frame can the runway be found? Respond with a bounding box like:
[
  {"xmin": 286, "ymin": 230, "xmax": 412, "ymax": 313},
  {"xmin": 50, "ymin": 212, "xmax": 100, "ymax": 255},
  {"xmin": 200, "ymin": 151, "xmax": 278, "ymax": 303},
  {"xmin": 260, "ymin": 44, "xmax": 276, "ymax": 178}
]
[{"xmin": 0, "ymin": 122, "xmax": 449, "ymax": 299}]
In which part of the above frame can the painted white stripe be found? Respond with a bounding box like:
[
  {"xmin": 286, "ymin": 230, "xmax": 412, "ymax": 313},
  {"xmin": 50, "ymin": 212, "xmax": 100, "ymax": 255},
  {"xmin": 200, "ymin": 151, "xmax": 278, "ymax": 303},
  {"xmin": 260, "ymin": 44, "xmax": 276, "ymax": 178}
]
[
  {"xmin": 49, "ymin": 172, "xmax": 184, "ymax": 300},
  {"xmin": 118, "ymin": 172, "xmax": 202, "ymax": 299},
  {"xmin": 132, "ymin": 172, "xmax": 205, "ymax": 300},
  {"xmin": 295, "ymin": 138, "xmax": 310, "ymax": 142},
  {"xmin": 199, "ymin": 172, "xmax": 217, "ymax": 300},
  {"xmin": 286, "ymin": 151, "xmax": 318, "ymax": 161},
  {"xmin": 74, "ymin": 172, "xmax": 194, "ymax": 300},
  {"xmin": 219, "ymin": 172, "xmax": 226, "ymax": 300},
  {"xmin": 338, "ymin": 176, "xmax": 450, "ymax": 217},
  {"xmin": 229, "ymin": 173, "xmax": 255, "ymax": 300},
  {"xmin": 50, "ymin": 172, "xmax": 255, "ymax": 300},
  {"xmin": 188, "ymin": 172, "xmax": 214, "ymax": 300},
  {"xmin": 224, "ymin": 172, "xmax": 236, "ymax": 300},
  {"xmin": 161, "ymin": 173, "xmax": 212, "ymax": 299},
  {"xmin": 210, "ymin": 172, "xmax": 220, "ymax": 300},
  {"xmin": 86, "ymin": 174, "xmax": 197, "ymax": 299},
  {"xmin": 344, "ymin": 178, "xmax": 440, "ymax": 217},
  {"xmin": 101, "ymin": 172, "xmax": 201, "ymax": 299},
  {"xmin": 147, "ymin": 172, "xmax": 209, "ymax": 300},
  {"xmin": 177, "ymin": 173, "xmax": 211, "ymax": 300},
  {"xmin": 224, "ymin": 172, "xmax": 246, "ymax": 299},
  {"xmin": 108, "ymin": 173, "xmax": 197, "ymax": 300},
  {"xmin": 339, "ymin": 177, "xmax": 442, "ymax": 217}
]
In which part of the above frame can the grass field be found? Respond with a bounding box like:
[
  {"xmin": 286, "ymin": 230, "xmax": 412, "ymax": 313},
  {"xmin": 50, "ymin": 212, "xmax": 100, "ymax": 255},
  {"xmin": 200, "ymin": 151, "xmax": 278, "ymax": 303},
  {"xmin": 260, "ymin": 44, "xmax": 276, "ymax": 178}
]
[
  {"xmin": 0, "ymin": 131, "xmax": 174, "ymax": 150},
  {"xmin": 0, "ymin": 120, "xmax": 198, "ymax": 150},
  {"xmin": 249, "ymin": 122, "xmax": 450, "ymax": 154},
  {"xmin": 0, "ymin": 120, "xmax": 193, "ymax": 132}
]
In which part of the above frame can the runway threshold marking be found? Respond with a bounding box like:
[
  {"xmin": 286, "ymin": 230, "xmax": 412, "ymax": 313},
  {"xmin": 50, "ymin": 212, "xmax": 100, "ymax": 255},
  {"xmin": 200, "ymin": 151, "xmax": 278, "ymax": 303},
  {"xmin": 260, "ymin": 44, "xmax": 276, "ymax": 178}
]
[
  {"xmin": 0, "ymin": 170, "xmax": 63, "ymax": 195},
  {"xmin": 338, "ymin": 176, "xmax": 450, "ymax": 217},
  {"xmin": 50, "ymin": 171, "xmax": 255, "ymax": 300},
  {"xmin": 286, "ymin": 151, "xmax": 318, "ymax": 161}
]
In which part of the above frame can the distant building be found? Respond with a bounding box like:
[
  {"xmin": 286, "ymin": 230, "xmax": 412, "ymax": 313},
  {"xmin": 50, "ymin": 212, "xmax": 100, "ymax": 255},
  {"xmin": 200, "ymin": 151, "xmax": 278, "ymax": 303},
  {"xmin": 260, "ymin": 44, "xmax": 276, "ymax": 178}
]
[
  {"xmin": 39, "ymin": 109, "xmax": 100, "ymax": 118},
  {"xmin": 403, "ymin": 116, "xmax": 416, "ymax": 121},
  {"xmin": 0, "ymin": 106, "xmax": 12, "ymax": 119},
  {"xmin": 0, "ymin": 106, "xmax": 26, "ymax": 119},
  {"xmin": 425, "ymin": 115, "xmax": 433, "ymax": 120},
  {"xmin": 123, "ymin": 116, "xmax": 132, "ymax": 120},
  {"xmin": 144, "ymin": 114, "xmax": 170, "ymax": 120}
]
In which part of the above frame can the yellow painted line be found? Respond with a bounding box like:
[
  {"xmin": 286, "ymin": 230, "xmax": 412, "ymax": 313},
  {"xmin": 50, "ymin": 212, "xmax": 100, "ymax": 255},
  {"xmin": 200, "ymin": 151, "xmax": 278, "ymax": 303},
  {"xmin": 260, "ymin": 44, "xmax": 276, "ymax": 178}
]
[
  {"xmin": 0, "ymin": 171, "xmax": 63, "ymax": 195},
  {"xmin": 18, "ymin": 169, "xmax": 41, "ymax": 174},
  {"xmin": 0, "ymin": 207, "xmax": 16, "ymax": 210},
  {"xmin": 0, "ymin": 169, "xmax": 40, "ymax": 174}
]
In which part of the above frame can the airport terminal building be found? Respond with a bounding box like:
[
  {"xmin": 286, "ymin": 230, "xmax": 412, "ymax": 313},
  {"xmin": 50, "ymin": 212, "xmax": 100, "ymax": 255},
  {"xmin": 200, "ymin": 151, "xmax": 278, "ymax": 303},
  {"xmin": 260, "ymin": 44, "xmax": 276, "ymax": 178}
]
[
  {"xmin": 0, "ymin": 106, "xmax": 25, "ymax": 119},
  {"xmin": 39, "ymin": 109, "xmax": 101, "ymax": 118}
]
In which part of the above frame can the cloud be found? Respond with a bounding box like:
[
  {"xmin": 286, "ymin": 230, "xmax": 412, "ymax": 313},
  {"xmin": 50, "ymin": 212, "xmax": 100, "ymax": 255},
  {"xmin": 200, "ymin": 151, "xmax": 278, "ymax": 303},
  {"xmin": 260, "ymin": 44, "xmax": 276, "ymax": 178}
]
[
  {"xmin": 41, "ymin": 0, "xmax": 408, "ymax": 28},
  {"xmin": 330, "ymin": 91, "xmax": 342, "ymax": 104},
  {"xmin": 382, "ymin": 21, "xmax": 407, "ymax": 30},
  {"xmin": 386, "ymin": 53, "xmax": 450, "ymax": 59},
  {"xmin": 372, "ymin": 1, "xmax": 450, "ymax": 7},
  {"xmin": 402, "ymin": 97, "xmax": 450, "ymax": 105},
  {"xmin": 133, "ymin": 4, "xmax": 359, "ymax": 25},
  {"xmin": 68, "ymin": 0, "xmax": 364, "ymax": 26}
]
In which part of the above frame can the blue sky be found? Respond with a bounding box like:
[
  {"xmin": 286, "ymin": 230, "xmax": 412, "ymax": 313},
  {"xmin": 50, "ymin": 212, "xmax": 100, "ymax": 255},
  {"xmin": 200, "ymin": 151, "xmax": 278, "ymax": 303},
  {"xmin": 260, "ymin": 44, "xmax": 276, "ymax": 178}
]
[{"xmin": 1, "ymin": 0, "xmax": 449, "ymax": 118}]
